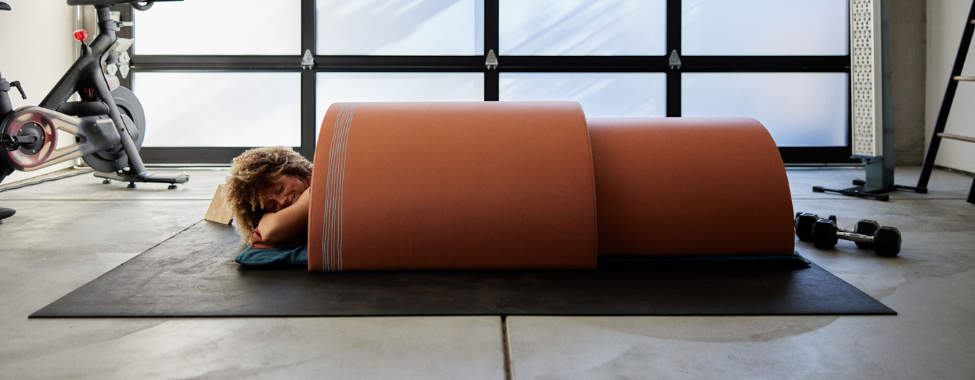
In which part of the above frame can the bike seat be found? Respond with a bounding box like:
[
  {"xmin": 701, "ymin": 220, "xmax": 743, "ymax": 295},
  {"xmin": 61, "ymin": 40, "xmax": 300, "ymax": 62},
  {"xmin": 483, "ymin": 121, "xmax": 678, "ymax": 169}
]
[
  {"xmin": 66, "ymin": 0, "xmax": 181, "ymax": 6},
  {"xmin": 0, "ymin": 2, "xmax": 10, "ymax": 11}
]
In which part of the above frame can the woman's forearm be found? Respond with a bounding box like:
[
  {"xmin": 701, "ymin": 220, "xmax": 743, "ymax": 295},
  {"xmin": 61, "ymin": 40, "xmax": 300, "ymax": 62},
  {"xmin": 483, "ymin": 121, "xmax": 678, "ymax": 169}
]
[{"xmin": 257, "ymin": 188, "xmax": 311, "ymax": 245}]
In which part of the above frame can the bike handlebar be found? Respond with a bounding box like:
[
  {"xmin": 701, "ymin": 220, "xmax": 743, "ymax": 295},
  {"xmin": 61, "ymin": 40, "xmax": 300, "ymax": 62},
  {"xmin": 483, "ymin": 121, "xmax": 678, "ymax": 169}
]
[{"xmin": 131, "ymin": 1, "xmax": 152, "ymax": 11}]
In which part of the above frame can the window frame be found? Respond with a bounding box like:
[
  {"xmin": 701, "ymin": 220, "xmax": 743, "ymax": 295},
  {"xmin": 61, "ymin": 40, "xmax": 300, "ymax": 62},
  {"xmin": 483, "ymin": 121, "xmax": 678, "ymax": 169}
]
[{"xmin": 126, "ymin": 0, "xmax": 855, "ymax": 165}]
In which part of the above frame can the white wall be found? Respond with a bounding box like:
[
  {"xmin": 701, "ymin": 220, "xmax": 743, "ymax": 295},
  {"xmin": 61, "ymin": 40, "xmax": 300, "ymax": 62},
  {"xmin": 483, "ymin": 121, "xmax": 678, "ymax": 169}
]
[
  {"xmin": 0, "ymin": 0, "xmax": 77, "ymax": 183},
  {"xmin": 927, "ymin": 0, "xmax": 975, "ymax": 173}
]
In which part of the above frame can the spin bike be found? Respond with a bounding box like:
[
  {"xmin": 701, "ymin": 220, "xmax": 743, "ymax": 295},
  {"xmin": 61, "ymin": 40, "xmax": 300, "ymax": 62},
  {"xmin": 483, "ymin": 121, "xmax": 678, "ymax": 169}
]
[{"xmin": 0, "ymin": 0, "xmax": 188, "ymax": 197}]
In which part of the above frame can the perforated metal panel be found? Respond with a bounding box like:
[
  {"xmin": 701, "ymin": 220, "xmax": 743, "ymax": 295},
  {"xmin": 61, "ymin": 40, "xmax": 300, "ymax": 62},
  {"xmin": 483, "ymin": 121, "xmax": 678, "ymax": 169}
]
[{"xmin": 851, "ymin": 0, "xmax": 883, "ymax": 158}]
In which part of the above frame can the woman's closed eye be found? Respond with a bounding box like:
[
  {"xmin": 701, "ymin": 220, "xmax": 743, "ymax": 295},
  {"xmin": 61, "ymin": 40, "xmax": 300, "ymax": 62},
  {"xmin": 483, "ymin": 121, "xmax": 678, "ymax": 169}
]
[{"xmin": 265, "ymin": 185, "xmax": 285, "ymax": 212}]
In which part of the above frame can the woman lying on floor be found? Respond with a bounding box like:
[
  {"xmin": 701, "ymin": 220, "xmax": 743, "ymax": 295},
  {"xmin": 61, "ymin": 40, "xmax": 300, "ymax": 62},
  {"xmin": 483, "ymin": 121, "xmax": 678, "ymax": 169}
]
[{"xmin": 224, "ymin": 146, "xmax": 312, "ymax": 266}]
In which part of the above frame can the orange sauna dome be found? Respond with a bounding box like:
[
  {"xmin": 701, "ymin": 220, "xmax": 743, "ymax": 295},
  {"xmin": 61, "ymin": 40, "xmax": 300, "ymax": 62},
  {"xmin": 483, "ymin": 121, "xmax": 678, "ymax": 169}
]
[
  {"xmin": 587, "ymin": 117, "xmax": 794, "ymax": 257},
  {"xmin": 308, "ymin": 102, "xmax": 598, "ymax": 272},
  {"xmin": 308, "ymin": 102, "xmax": 794, "ymax": 272}
]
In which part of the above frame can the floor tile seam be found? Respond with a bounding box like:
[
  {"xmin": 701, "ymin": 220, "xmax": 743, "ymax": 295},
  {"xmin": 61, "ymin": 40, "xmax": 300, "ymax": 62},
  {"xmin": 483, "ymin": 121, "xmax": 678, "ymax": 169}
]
[{"xmin": 501, "ymin": 315, "xmax": 514, "ymax": 380}]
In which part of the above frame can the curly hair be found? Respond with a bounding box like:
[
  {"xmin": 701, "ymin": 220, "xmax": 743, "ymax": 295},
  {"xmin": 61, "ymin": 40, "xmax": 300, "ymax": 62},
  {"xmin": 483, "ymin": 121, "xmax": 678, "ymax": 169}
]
[{"xmin": 223, "ymin": 146, "xmax": 313, "ymax": 244}]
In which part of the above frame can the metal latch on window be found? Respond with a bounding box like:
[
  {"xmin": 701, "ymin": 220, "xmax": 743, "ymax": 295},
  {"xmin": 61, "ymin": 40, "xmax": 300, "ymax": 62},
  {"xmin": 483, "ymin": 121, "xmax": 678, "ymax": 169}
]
[
  {"xmin": 485, "ymin": 49, "xmax": 498, "ymax": 70},
  {"xmin": 668, "ymin": 50, "xmax": 682, "ymax": 70},
  {"xmin": 301, "ymin": 49, "xmax": 315, "ymax": 70}
]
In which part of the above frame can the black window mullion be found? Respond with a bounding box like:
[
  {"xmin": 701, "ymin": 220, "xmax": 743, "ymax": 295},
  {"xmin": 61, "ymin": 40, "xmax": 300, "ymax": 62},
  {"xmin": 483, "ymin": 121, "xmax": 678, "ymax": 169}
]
[
  {"xmin": 666, "ymin": 0, "xmax": 681, "ymax": 117},
  {"xmin": 140, "ymin": 147, "xmax": 252, "ymax": 165},
  {"xmin": 681, "ymin": 56, "xmax": 850, "ymax": 72},
  {"xmin": 780, "ymin": 147, "xmax": 858, "ymax": 164},
  {"xmin": 485, "ymin": 0, "xmax": 499, "ymax": 101},
  {"xmin": 131, "ymin": 56, "xmax": 300, "ymax": 72},
  {"xmin": 302, "ymin": 0, "xmax": 315, "ymax": 53},
  {"xmin": 311, "ymin": 56, "xmax": 483, "ymax": 72},
  {"xmin": 299, "ymin": 0, "xmax": 316, "ymax": 160},
  {"xmin": 498, "ymin": 56, "xmax": 668, "ymax": 72}
]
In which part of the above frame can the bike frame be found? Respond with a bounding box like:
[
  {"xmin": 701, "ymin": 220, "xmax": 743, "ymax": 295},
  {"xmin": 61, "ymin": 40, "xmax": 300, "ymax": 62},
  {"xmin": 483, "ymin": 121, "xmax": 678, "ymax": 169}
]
[
  {"xmin": 38, "ymin": 5, "xmax": 148, "ymax": 177},
  {"xmin": 1, "ymin": 1, "xmax": 187, "ymax": 188}
]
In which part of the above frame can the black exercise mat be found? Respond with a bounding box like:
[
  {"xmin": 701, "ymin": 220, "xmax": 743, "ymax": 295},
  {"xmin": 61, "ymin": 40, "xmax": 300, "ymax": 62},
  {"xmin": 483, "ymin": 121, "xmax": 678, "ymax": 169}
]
[{"xmin": 31, "ymin": 221, "xmax": 895, "ymax": 318}]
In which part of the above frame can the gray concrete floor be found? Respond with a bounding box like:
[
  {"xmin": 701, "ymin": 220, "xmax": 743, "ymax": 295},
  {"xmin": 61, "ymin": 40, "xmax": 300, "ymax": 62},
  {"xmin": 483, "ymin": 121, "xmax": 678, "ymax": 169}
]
[{"xmin": 0, "ymin": 166, "xmax": 973, "ymax": 379}]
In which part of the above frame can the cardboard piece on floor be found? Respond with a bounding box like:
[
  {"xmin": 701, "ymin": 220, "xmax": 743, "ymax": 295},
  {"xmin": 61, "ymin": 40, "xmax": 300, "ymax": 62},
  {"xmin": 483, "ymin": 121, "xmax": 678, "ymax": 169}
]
[
  {"xmin": 204, "ymin": 184, "xmax": 233, "ymax": 224},
  {"xmin": 30, "ymin": 221, "xmax": 896, "ymax": 318}
]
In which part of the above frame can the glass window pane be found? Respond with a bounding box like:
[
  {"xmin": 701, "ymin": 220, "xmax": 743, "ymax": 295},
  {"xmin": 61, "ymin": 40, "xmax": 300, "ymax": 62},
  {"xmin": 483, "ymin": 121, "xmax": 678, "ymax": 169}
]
[
  {"xmin": 681, "ymin": 73, "xmax": 849, "ymax": 147},
  {"xmin": 500, "ymin": 0, "xmax": 666, "ymax": 56},
  {"xmin": 682, "ymin": 0, "xmax": 848, "ymax": 56},
  {"xmin": 316, "ymin": 73, "xmax": 483, "ymax": 134},
  {"xmin": 134, "ymin": 0, "xmax": 300, "ymax": 55},
  {"xmin": 316, "ymin": 0, "xmax": 484, "ymax": 55},
  {"xmin": 499, "ymin": 73, "xmax": 666, "ymax": 117},
  {"xmin": 135, "ymin": 72, "xmax": 301, "ymax": 147}
]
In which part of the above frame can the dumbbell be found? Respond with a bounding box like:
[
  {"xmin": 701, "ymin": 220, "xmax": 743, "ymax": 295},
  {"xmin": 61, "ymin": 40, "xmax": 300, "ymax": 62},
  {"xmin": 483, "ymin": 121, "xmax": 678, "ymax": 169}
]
[
  {"xmin": 810, "ymin": 218, "xmax": 901, "ymax": 257},
  {"xmin": 794, "ymin": 212, "xmax": 881, "ymax": 248}
]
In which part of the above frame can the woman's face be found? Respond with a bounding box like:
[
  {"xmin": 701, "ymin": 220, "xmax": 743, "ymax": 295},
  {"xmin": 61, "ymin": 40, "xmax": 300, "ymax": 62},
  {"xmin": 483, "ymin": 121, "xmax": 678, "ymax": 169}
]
[{"xmin": 261, "ymin": 174, "xmax": 309, "ymax": 213}]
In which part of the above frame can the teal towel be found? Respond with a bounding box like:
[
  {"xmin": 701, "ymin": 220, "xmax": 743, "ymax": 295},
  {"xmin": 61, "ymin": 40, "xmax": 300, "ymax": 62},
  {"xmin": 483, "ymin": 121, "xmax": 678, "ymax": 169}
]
[{"xmin": 235, "ymin": 245, "xmax": 308, "ymax": 266}]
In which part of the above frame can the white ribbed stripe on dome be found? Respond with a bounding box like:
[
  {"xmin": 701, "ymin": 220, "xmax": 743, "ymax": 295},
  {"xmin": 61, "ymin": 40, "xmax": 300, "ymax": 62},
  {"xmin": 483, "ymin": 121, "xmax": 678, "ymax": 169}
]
[{"xmin": 321, "ymin": 103, "xmax": 358, "ymax": 272}]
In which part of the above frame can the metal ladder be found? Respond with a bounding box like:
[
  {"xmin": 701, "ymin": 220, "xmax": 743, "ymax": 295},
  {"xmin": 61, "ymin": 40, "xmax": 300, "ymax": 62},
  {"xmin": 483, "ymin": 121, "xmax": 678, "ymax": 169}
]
[{"xmin": 917, "ymin": 1, "xmax": 975, "ymax": 204}]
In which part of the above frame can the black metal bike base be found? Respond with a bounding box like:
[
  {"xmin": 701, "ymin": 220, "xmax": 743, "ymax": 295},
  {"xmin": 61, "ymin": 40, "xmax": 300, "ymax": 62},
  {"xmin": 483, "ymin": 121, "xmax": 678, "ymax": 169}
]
[
  {"xmin": 813, "ymin": 180, "xmax": 925, "ymax": 202},
  {"xmin": 94, "ymin": 171, "xmax": 190, "ymax": 189}
]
